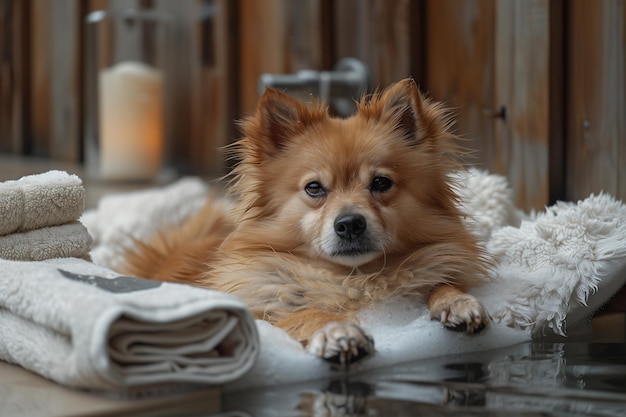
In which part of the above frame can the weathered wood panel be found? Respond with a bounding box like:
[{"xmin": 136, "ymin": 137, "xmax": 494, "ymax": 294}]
[
  {"xmin": 184, "ymin": 0, "xmax": 237, "ymax": 175},
  {"xmin": 190, "ymin": 0, "xmax": 238, "ymax": 174},
  {"xmin": 239, "ymin": 0, "xmax": 287, "ymax": 114},
  {"xmin": 29, "ymin": 0, "xmax": 53, "ymax": 156},
  {"xmin": 50, "ymin": 0, "xmax": 83, "ymax": 161},
  {"xmin": 567, "ymin": 0, "xmax": 626, "ymax": 203},
  {"xmin": 548, "ymin": 0, "xmax": 566, "ymax": 204},
  {"xmin": 494, "ymin": 0, "xmax": 551, "ymax": 211},
  {"xmin": 0, "ymin": 0, "xmax": 27, "ymax": 153},
  {"xmin": 4, "ymin": 0, "xmax": 624, "ymax": 199},
  {"xmin": 424, "ymin": 0, "xmax": 497, "ymax": 175},
  {"xmin": 333, "ymin": 0, "xmax": 415, "ymax": 88},
  {"xmin": 238, "ymin": 0, "xmax": 328, "ymax": 114}
]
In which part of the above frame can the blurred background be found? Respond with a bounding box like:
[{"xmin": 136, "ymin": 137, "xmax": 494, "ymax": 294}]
[{"xmin": 0, "ymin": 0, "xmax": 624, "ymax": 213}]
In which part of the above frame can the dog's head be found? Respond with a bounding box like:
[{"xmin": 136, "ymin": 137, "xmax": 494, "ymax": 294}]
[{"xmin": 232, "ymin": 78, "xmax": 464, "ymax": 268}]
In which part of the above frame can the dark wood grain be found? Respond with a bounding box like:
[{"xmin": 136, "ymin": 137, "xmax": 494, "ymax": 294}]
[{"xmin": 567, "ymin": 0, "xmax": 626, "ymax": 203}]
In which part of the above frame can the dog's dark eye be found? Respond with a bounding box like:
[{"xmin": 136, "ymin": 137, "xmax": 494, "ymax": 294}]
[
  {"xmin": 305, "ymin": 181, "xmax": 326, "ymax": 198},
  {"xmin": 370, "ymin": 176, "xmax": 393, "ymax": 193}
]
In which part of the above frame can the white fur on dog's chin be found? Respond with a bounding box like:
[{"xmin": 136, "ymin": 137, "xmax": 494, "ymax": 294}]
[{"xmin": 327, "ymin": 251, "xmax": 381, "ymax": 268}]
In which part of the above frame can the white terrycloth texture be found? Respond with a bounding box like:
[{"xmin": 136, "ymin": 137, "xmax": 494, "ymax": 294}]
[
  {"xmin": 0, "ymin": 222, "xmax": 92, "ymax": 261},
  {"xmin": 84, "ymin": 171, "xmax": 626, "ymax": 390},
  {"xmin": 0, "ymin": 257, "xmax": 259, "ymax": 391},
  {"xmin": 0, "ymin": 170, "xmax": 85, "ymax": 236},
  {"xmin": 81, "ymin": 177, "xmax": 213, "ymax": 271}
]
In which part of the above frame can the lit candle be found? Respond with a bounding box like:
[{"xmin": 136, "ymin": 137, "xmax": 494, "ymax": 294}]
[{"xmin": 98, "ymin": 61, "xmax": 163, "ymax": 181}]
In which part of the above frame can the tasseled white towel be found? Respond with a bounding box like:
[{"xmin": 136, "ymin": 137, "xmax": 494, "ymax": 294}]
[
  {"xmin": 0, "ymin": 222, "xmax": 92, "ymax": 261},
  {"xmin": 0, "ymin": 170, "xmax": 85, "ymax": 236},
  {"xmin": 0, "ymin": 257, "xmax": 259, "ymax": 391}
]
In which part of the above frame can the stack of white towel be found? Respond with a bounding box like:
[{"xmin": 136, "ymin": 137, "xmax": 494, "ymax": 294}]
[
  {"xmin": 0, "ymin": 171, "xmax": 92, "ymax": 261},
  {"xmin": 0, "ymin": 171, "xmax": 260, "ymax": 392}
]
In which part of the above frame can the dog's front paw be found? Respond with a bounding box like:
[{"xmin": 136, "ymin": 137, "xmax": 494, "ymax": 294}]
[
  {"xmin": 307, "ymin": 322, "xmax": 374, "ymax": 368},
  {"xmin": 429, "ymin": 293, "xmax": 489, "ymax": 334}
]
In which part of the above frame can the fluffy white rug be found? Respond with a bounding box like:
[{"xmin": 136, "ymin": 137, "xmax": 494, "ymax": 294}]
[{"xmin": 82, "ymin": 169, "xmax": 626, "ymax": 389}]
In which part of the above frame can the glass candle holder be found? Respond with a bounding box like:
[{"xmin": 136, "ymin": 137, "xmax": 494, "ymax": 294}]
[{"xmin": 84, "ymin": 8, "xmax": 172, "ymax": 182}]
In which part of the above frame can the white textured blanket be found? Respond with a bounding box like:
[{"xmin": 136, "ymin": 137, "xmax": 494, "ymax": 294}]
[
  {"xmin": 0, "ymin": 257, "xmax": 259, "ymax": 392},
  {"xmin": 83, "ymin": 169, "xmax": 626, "ymax": 390}
]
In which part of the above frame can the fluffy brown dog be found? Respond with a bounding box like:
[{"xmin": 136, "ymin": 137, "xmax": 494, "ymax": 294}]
[{"xmin": 122, "ymin": 78, "xmax": 491, "ymax": 366}]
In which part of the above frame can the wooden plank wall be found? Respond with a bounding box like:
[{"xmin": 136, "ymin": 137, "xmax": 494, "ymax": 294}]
[
  {"xmin": 0, "ymin": 0, "xmax": 27, "ymax": 153},
  {"xmin": 51, "ymin": 0, "xmax": 84, "ymax": 161},
  {"xmin": 187, "ymin": 0, "xmax": 237, "ymax": 175},
  {"xmin": 332, "ymin": 0, "xmax": 417, "ymax": 89},
  {"xmin": 237, "ymin": 0, "xmax": 418, "ymax": 114},
  {"xmin": 567, "ymin": 0, "xmax": 626, "ymax": 203},
  {"xmin": 424, "ymin": 0, "xmax": 497, "ymax": 179},
  {"xmin": 238, "ymin": 0, "xmax": 329, "ymax": 114},
  {"xmin": 424, "ymin": 0, "xmax": 560, "ymax": 212},
  {"xmin": 1, "ymin": 0, "xmax": 625, "ymax": 207},
  {"xmin": 10, "ymin": 0, "xmax": 85, "ymax": 160},
  {"xmin": 29, "ymin": 0, "xmax": 53, "ymax": 156},
  {"xmin": 494, "ymin": 0, "xmax": 551, "ymax": 211}
]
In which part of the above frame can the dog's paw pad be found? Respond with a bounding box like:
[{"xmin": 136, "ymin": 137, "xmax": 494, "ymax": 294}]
[
  {"xmin": 307, "ymin": 322, "xmax": 374, "ymax": 368},
  {"xmin": 432, "ymin": 294, "xmax": 489, "ymax": 334}
]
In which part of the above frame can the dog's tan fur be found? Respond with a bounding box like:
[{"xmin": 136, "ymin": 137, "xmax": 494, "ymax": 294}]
[{"xmin": 121, "ymin": 78, "xmax": 491, "ymax": 364}]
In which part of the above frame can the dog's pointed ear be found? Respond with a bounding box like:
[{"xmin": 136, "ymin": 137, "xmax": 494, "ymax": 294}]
[
  {"xmin": 363, "ymin": 78, "xmax": 429, "ymax": 146},
  {"xmin": 252, "ymin": 88, "xmax": 326, "ymax": 156},
  {"xmin": 379, "ymin": 78, "xmax": 422, "ymax": 145}
]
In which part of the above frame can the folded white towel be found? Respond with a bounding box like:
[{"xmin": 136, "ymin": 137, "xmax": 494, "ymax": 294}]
[
  {"xmin": 0, "ymin": 170, "xmax": 85, "ymax": 236},
  {"xmin": 0, "ymin": 222, "xmax": 92, "ymax": 261},
  {"xmin": 0, "ymin": 257, "xmax": 259, "ymax": 391}
]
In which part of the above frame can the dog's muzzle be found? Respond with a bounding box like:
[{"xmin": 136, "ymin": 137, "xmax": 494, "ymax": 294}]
[
  {"xmin": 331, "ymin": 213, "xmax": 377, "ymax": 259},
  {"xmin": 321, "ymin": 212, "xmax": 381, "ymax": 267}
]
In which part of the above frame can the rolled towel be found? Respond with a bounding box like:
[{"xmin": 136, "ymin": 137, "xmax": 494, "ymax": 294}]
[
  {"xmin": 0, "ymin": 170, "xmax": 85, "ymax": 236},
  {"xmin": 0, "ymin": 222, "xmax": 93, "ymax": 261},
  {"xmin": 0, "ymin": 257, "xmax": 259, "ymax": 391}
]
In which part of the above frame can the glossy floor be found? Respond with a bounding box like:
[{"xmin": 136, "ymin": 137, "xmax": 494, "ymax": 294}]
[{"xmin": 222, "ymin": 341, "xmax": 626, "ymax": 417}]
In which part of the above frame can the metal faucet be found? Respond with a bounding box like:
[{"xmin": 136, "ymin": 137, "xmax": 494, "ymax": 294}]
[{"xmin": 258, "ymin": 58, "xmax": 372, "ymax": 117}]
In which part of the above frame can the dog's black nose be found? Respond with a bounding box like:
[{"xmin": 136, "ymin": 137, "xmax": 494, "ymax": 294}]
[{"xmin": 334, "ymin": 214, "xmax": 366, "ymax": 239}]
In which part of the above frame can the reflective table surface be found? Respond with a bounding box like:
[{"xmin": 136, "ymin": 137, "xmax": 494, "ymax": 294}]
[{"xmin": 222, "ymin": 341, "xmax": 626, "ymax": 417}]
